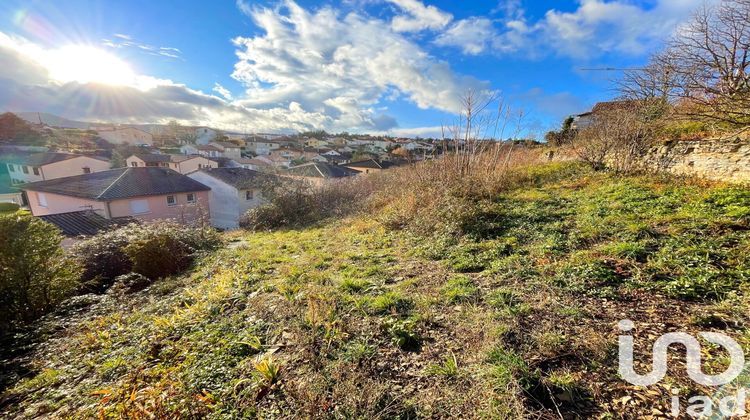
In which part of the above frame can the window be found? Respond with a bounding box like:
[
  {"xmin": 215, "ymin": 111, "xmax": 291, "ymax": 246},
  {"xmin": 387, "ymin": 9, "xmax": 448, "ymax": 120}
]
[
  {"xmin": 186, "ymin": 193, "xmax": 196, "ymax": 203},
  {"xmin": 82, "ymin": 167, "xmax": 91, "ymax": 174},
  {"xmin": 22, "ymin": 166, "xmax": 28, "ymax": 174},
  {"xmin": 166, "ymin": 195, "xmax": 176, "ymax": 206},
  {"xmin": 129, "ymin": 199, "xmax": 150, "ymax": 215},
  {"xmin": 37, "ymin": 192, "xmax": 47, "ymax": 207},
  {"xmin": 8, "ymin": 164, "xmax": 14, "ymax": 172},
  {"xmin": 32, "ymin": 167, "xmax": 40, "ymax": 176},
  {"xmin": 130, "ymin": 161, "xmax": 138, "ymax": 167},
  {"xmin": 245, "ymin": 190, "xmax": 254, "ymax": 200}
]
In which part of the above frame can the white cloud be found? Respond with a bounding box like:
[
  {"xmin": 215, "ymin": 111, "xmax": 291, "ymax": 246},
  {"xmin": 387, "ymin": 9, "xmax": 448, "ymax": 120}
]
[
  {"xmin": 231, "ymin": 1, "xmax": 489, "ymax": 128},
  {"xmin": 435, "ymin": 17, "xmax": 496, "ymax": 55},
  {"xmin": 386, "ymin": 0, "xmax": 453, "ymax": 32},
  {"xmin": 212, "ymin": 82, "xmax": 233, "ymax": 100},
  {"xmin": 102, "ymin": 33, "xmax": 182, "ymax": 60},
  {"xmin": 0, "ymin": 0, "xmax": 488, "ymax": 136},
  {"xmin": 435, "ymin": 0, "xmax": 714, "ymax": 59}
]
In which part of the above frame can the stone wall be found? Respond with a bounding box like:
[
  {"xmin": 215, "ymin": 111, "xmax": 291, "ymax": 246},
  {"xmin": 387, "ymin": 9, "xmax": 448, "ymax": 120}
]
[{"xmin": 643, "ymin": 137, "xmax": 750, "ymax": 183}]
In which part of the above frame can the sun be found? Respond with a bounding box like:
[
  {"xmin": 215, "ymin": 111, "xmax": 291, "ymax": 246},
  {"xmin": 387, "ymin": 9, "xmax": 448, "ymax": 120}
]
[{"xmin": 45, "ymin": 45, "xmax": 136, "ymax": 86}]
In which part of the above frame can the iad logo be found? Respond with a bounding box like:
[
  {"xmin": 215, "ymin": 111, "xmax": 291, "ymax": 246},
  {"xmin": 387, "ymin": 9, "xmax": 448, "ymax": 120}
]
[
  {"xmin": 618, "ymin": 319, "xmax": 745, "ymax": 386},
  {"xmin": 617, "ymin": 320, "xmax": 748, "ymax": 417}
]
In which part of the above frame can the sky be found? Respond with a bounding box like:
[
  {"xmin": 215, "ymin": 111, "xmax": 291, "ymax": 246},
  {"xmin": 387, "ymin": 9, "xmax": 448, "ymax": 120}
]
[{"xmin": 0, "ymin": 0, "xmax": 712, "ymax": 138}]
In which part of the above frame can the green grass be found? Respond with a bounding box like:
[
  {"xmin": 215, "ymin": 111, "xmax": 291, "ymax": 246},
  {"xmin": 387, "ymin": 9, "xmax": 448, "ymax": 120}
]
[{"xmin": 4, "ymin": 163, "xmax": 750, "ymax": 419}]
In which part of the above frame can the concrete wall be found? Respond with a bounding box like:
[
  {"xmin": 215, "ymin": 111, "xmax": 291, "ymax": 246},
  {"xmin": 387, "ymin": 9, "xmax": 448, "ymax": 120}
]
[
  {"xmin": 644, "ymin": 137, "xmax": 750, "ymax": 183},
  {"xmin": 187, "ymin": 172, "xmax": 264, "ymax": 229}
]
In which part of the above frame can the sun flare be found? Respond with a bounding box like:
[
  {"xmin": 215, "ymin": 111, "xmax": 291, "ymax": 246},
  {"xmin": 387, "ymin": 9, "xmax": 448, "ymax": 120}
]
[{"xmin": 45, "ymin": 45, "xmax": 135, "ymax": 86}]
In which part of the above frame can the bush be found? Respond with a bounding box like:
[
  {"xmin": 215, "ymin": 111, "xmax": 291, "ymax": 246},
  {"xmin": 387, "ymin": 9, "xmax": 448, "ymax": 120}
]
[
  {"xmin": 73, "ymin": 222, "xmax": 221, "ymax": 288},
  {"xmin": 241, "ymin": 177, "xmax": 378, "ymax": 230},
  {"xmin": 72, "ymin": 228, "xmax": 132, "ymax": 292},
  {"xmin": 0, "ymin": 213, "xmax": 81, "ymax": 327}
]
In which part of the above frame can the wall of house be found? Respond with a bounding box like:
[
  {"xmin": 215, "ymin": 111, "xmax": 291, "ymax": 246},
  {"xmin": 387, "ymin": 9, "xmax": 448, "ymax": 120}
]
[
  {"xmin": 107, "ymin": 191, "xmax": 210, "ymax": 223},
  {"xmin": 42, "ymin": 157, "xmax": 111, "ymax": 179},
  {"xmin": 177, "ymin": 157, "xmax": 217, "ymax": 174},
  {"xmin": 25, "ymin": 190, "xmax": 106, "ymax": 216},
  {"xmin": 643, "ymin": 137, "xmax": 750, "ymax": 183},
  {"xmin": 125, "ymin": 156, "xmax": 147, "ymax": 167},
  {"xmin": 7, "ymin": 163, "xmax": 43, "ymax": 183},
  {"xmin": 187, "ymin": 172, "xmax": 264, "ymax": 229}
]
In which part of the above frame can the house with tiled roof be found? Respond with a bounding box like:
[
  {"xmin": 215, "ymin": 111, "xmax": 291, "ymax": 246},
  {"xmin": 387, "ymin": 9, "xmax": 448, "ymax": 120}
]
[
  {"xmin": 21, "ymin": 167, "xmax": 210, "ymax": 224},
  {"xmin": 188, "ymin": 167, "xmax": 277, "ymax": 229},
  {"xmin": 3, "ymin": 152, "xmax": 110, "ymax": 185},
  {"xmin": 343, "ymin": 159, "xmax": 396, "ymax": 174},
  {"xmin": 285, "ymin": 162, "xmax": 360, "ymax": 186},
  {"xmin": 126, "ymin": 154, "xmax": 217, "ymax": 174}
]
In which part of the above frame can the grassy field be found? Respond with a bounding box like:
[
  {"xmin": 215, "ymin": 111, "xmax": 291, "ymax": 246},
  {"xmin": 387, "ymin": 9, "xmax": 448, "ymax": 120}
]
[{"xmin": 2, "ymin": 163, "xmax": 750, "ymax": 418}]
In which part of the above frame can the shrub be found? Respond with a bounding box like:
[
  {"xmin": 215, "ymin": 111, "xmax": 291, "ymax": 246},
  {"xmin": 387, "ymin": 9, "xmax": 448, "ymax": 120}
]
[
  {"xmin": 73, "ymin": 222, "xmax": 221, "ymax": 288},
  {"xmin": 72, "ymin": 228, "xmax": 132, "ymax": 292},
  {"xmin": 0, "ymin": 213, "xmax": 81, "ymax": 327},
  {"xmin": 241, "ymin": 176, "xmax": 380, "ymax": 230}
]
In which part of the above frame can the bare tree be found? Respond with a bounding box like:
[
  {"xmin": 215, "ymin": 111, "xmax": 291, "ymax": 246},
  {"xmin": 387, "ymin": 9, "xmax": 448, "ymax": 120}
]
[
  {"xmin": 572, "ymin": 102, "xmax": 656, "ymax": 172},
  {"xmin": 621, "ymin": 0, "xmax": 750, "ymax": 125}
]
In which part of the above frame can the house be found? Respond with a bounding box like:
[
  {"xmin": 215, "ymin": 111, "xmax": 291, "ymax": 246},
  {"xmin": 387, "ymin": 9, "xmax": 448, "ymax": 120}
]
[
  {"xmin": 233, "ymin": 157, "xmax": 273, "ymax": 171},
  {"xmin": 193, "ymin": 127, "xmax": 217, "ymax": 145},
  {"xmin": 245, "ymin": 140, "xmax": 281, "ymax": 156},
  {"xmin": 571, "ymin": 100, "xmax": 640, "ymax": 130},
  {"xmin": 21, "ymin": 167, "xmax": 210, "ymax": 224},
  {"xmin": 344, "ymin": 159, "xmax": 395, "ymax": 174},
  {"xmin": 188, "ymin": 168, "xmax": 276, "ymax": 229},
  {"xmin": 126, "ymin": 154, "xmax": 217, "ymax": 174},
  {"xmin": 210, "ymin": 142, "xmax": 243, "ymax": 159},
  {"xmin": 5, "ymin": 153, "xmax": 110, "ymax": 185},
  {"xmin": 190, "ymin": 144, "xmax": 223, "ymax": 158},
  {"xmin": 324, "ymin": 153, "xmax": 353, "ymax": 165},
  {"xmin": 285, "ymin": 162, "xmax": 360, "ymax": 186},
  {"xmin": 305, "ymin": 138, "xmax": 330, "ymax": 148},
  {"xmin": 97, "ymin": 127, "xmax": 154, "ymax": 145}
]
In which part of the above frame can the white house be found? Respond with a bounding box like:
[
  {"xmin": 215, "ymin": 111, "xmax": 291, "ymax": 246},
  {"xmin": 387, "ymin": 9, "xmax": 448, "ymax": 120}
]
[
  {"xmin": 246, "ymin": 140, "xmax": 281, "ymax": 156},
  {"xmin": 126, "ymin": 154, "xmax": 217, "ymax": 174},
  {"xmin": 210, "ymin": 142, "xmax": 243, "ymax": 159},
  {"xmin": 187, "ymin": 167, "xmax": 275, "ymax": 229},
  {"xmin": 193, "ymin": 127, "xmax": 217, "ymax": 145}
]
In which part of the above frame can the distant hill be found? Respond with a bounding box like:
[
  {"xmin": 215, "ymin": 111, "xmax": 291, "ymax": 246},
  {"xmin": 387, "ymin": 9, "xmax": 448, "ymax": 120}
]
[{"xmin": 14, "ymin": 112, "xmax": 91, "ymax": 129}]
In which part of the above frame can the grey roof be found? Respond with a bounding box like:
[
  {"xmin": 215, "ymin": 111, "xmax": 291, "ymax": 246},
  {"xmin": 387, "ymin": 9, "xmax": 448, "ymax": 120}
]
[
  {"xmin": 5, "ymin": 152, "xmax": 108, "ymax": 167},
  {"xmin": 132, "ymin": 153, "xmax": 171, "ymax": 163},
  {"xmin": 286, "ymin": 162, "xmax": 360, "ymax": 179},
  {"xmin": 344, "ymin": 159, "xmax": 394, "ymax": 170},
  {"xmin": 39, "ymin": 210, "xmax": 117, "ymax": 237},
  {"xmin": 197, "ymin": 167, "xmax": 276, "ymax": 189},
  {"xmin": 21, "ymin": 167, "xmax": 210, "ymax": 200},
  {"xmin": 132, "ymin": 153, "xmax": 201, "ymax": 163}
]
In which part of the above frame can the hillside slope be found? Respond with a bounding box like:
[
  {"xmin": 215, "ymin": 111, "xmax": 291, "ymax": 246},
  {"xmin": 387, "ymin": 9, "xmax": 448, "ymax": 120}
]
[{"xmin": 2, "ymin": 164, "xmax": 750, "ymax": 418}]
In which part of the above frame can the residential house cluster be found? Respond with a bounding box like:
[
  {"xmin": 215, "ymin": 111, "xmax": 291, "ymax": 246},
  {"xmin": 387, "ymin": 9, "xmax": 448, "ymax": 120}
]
[{"xmin": 0, "ymin": 129, "xmax": 419, "ymax": 238}]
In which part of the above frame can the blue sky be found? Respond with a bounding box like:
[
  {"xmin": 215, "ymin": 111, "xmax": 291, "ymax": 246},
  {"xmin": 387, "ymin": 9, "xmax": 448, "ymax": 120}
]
[{"xmin": 0, "ymin": 0, "xmax": 710, "ymax": 137}]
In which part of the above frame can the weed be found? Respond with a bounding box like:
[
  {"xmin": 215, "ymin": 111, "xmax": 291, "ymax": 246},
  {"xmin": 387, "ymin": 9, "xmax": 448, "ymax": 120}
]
[
  {"xmin": 441, "ymin": 276, "xmax": 478, "ymax": 303},
  {"xmin": 426, "ymin": 352, "xmax": 459, "ymax": 377}
]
